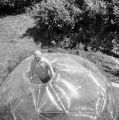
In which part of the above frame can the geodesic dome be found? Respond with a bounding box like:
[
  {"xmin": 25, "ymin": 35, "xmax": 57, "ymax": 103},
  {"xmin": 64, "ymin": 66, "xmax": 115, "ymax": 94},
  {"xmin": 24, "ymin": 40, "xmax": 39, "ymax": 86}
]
[{"xmin": 0, "ymin": 53, "xmax": 117, "ymax": 120}]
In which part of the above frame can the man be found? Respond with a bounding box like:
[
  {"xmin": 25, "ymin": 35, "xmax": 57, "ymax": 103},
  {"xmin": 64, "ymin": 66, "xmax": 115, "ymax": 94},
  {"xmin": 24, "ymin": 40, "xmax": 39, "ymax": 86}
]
[{"xmin": 28, "ymin": 50, "xmax": 53, "ymax": 84}]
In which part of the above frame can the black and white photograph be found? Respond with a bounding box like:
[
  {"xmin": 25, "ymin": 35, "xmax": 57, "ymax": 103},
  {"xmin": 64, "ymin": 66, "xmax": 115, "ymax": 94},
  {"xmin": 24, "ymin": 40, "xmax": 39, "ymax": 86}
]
[{"xmin": 0, "ymin": 0, "xmax": 119, "ymax": 120}]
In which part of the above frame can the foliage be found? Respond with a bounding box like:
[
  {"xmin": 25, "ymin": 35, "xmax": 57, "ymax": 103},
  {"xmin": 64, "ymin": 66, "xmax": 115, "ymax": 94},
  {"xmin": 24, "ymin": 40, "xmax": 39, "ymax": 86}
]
[
  {"xmin": 28, "ymin": 0, "xmax": 119, "ymax": 56},
  {"xmin": 27, "ymin": 0, "xmax": 81, "ymax": 45},
  {"xmin": 0, "ymin": 0, "xmax": 41, "ymax": 16},
  {"xmin": 1, "ymin": 0, "xmax": 119, "ymax": 56}
]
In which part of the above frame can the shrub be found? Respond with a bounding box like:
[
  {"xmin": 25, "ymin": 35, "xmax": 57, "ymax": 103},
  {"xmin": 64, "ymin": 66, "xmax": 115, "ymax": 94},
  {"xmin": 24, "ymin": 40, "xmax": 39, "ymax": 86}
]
[
  {"xmin": 28, "ymin": 0, "xmax": 119, "ymax": 56},
  {"xmin": 27, "ymin": 0, "xmax": 81, "ymax": 45},
  {"xmin": 0, "ymin": 0, "xmax": 41, "ymax": 16}
]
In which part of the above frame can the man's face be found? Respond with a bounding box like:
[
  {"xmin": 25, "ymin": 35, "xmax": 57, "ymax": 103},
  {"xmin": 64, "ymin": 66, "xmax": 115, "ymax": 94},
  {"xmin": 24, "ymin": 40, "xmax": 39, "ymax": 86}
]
[{"xmin": 34, "ymin": 54, "xmax": 41, "ymax": 62}]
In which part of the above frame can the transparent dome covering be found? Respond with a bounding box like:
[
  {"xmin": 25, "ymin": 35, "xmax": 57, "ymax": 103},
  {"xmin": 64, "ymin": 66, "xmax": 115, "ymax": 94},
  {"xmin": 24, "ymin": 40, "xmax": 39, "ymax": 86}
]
[{"xmin": 0, "ymin": 53, "xmax": 116, "ymax": 120}]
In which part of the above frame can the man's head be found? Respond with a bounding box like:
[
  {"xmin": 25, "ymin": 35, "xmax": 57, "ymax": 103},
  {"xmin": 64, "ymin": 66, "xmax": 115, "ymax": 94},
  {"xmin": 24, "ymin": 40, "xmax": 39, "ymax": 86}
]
[{"xmin": 34, "ymin": 50, "xmax": 42, "ymax": 61}]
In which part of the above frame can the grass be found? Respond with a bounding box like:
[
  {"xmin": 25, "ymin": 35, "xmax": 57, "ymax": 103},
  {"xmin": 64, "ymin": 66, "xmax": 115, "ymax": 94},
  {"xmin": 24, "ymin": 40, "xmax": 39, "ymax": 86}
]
[{"xmin": 0, "ymin": 14, "xmax": 36, "ymax": 85}]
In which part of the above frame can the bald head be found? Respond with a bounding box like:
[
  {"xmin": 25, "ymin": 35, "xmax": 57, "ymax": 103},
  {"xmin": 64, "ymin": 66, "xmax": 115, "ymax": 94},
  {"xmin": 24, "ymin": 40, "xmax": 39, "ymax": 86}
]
[{"xmin": 34, "ymin": 50, "xmax": 41, "ymax": 56}]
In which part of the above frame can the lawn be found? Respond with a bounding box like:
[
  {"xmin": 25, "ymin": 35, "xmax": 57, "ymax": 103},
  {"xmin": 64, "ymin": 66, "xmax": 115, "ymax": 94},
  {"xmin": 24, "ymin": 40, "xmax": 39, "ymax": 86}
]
[{"xmin": 0, "ymin": 14, "xmax": 36, "ymax": 85}]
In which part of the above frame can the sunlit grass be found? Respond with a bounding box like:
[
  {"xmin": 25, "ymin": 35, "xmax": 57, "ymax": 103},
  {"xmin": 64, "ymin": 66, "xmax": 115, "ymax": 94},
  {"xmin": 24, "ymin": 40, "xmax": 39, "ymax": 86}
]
[{"xmin": 0, "ymin": 14, "xmax": 36, "ymax": 84}]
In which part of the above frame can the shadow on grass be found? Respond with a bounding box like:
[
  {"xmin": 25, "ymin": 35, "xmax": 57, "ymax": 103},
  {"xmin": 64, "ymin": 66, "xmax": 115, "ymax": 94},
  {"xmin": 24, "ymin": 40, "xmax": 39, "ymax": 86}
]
[
  {"xmin": 21, "ymin": 27, "xmax": 40, "ymax": 43},
  {"xmin": 21, "ymin": 27, "xmax": 52, "ymax": 46}
]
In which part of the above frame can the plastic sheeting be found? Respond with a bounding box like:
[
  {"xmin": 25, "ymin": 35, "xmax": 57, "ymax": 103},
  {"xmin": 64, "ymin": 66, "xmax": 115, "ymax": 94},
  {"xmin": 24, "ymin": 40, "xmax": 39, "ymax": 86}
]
[{"xmin": 0, "ymin": 53, "xmax": 117, "ymax": 120}]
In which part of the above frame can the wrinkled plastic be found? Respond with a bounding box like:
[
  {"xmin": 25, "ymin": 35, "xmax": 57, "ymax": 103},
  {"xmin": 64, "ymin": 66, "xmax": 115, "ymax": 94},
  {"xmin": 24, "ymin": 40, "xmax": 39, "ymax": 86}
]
[{"xmin": 0, "ymin": 53, "xmax": 116, "ymax": 120}]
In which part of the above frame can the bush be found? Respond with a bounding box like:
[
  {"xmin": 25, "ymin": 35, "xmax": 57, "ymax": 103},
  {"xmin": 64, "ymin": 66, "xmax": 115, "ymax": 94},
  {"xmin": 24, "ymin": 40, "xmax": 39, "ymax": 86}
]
[
  {"xmin": 0, "ymin": 0, "xmax": 41, "ymax": 16},
  {"xmin": 28, "ymin": 0, "xmax": 119, "ymax": 56},
  {"xmin": 27, "ymin": 0, "xmax": 81, "ymax": 45}
]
